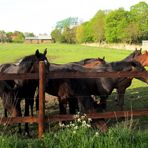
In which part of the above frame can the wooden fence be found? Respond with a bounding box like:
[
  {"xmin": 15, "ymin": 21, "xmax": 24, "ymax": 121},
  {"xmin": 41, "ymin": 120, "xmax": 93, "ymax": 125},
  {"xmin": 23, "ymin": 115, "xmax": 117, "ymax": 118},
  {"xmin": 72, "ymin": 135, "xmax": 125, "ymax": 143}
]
[{"xmin": 0, "ymin": 61, "xmax": 148, "ymax": 138}]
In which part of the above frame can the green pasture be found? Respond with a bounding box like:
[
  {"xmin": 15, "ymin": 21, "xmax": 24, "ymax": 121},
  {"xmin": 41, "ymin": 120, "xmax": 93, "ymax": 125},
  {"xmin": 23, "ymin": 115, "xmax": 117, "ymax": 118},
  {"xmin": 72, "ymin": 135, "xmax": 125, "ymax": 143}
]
[{"xmin": 0, "ymin": 43, "xmax": 131, "ymax": 64}]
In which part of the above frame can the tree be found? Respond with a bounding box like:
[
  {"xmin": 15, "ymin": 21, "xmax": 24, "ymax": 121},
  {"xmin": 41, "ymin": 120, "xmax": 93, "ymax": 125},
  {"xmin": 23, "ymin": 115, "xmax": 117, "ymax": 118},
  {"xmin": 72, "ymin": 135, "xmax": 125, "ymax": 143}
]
[
  {"xmin": 90, "ymin": 10, "xmax": 106, "ymax": 43},
  {"xmin": 0, "ymin": 30, "xmax": 7, "ymax": 42},
  {"xmin": 130, "ymin": 2, "xmax": 148, "ymax": 42},
  {"xmin": 24, "ymin": 32, "xmax": 35, "ymax": 37},
  {"xmin": 51, "ymin": 28, "xmax": 63, "ymax": 43},
  {"xmin": 76, "ymin": 24, "xmax": 85, "ymax": 43},
  {"xmin": 12, "ymin": 31, "xmax": 25, "ymax": 43},
  {"xmin": 82, "ymin": 22, "xmax": 93, "ymax": 42},
  {"xmin": 105, "ymin": 8, "xmax": 129, "ymax": 43},
  {"xmin": 62, "ymin": 27, "xmax": 76, "ymax": 43},
  {"xmin": 123, "ymin": 22, "xmax": 140, "ymax": 44},
  {"xmin": 56, "ymin": 17, "xmax": 79, "ymax": 29}
]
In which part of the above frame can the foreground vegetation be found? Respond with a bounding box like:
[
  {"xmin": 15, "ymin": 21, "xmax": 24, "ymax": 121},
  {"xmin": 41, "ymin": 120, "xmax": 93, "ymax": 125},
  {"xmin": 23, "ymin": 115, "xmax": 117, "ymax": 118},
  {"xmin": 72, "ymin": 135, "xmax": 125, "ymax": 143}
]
[
  {"xmin": 0, "ymin": 114, "xmax": 148, "ymax": 148},
  {"xmin": 0, "ymin": 43, "xmax": 147, "ymax": 147}
]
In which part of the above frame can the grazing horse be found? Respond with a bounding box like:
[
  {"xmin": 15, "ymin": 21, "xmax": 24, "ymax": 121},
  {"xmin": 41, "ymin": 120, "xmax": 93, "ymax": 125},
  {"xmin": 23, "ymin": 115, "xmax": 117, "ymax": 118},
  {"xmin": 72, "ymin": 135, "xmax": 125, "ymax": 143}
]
[{"xmin": 135, "ymin": 50, "xmax": 148, "ymax": 67}]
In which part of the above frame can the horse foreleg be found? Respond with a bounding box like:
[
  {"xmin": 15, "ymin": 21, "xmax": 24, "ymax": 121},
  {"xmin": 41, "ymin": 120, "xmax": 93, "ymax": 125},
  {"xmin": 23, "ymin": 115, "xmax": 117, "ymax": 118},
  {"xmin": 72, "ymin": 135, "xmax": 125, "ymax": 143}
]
[
  {"xmin": 30, "ymin": 98, "xmax": 34, "ymax": 116},
  {"xmin": 24, "ymin": 99, "xmax": 30, "ymax": 135},
  {"xmin": 116, "ymin": 89, "xmax": 125, "ymax": 111},
  {"xmin": 17, "ymin": 102, "xmax": 22, "ymax": 134},
  {"xmin": 68, "ymin": 96, "xmax": 79, "ymax": 114},
  {"xmin": 99, "ymin": 98, "xmax": 107, "ymax": 112},
  {"xmin": 4, "ymin": 109, "xmax": 7, "ymax": 117},
  {"xmin": 58, "ymin": 97, "xmax": 67, "ymax": 114}
]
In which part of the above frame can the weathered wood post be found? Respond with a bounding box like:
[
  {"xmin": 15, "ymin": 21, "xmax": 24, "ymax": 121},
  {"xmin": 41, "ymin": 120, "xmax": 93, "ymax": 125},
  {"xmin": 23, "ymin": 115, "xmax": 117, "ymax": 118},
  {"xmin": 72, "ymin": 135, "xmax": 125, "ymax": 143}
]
[{"xmin": 38, "ymin": 61, "xmax": 45, "ymax": 138}]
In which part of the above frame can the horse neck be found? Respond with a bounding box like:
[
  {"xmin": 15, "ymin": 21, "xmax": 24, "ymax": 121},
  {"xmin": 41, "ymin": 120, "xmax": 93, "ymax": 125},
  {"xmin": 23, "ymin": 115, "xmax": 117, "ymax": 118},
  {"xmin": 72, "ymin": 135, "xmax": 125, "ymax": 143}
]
[
  {"xmin": 18, "ymin": 56, "xmax": 37, "ymax": 73},
  {"xmin": 107, "ymin": 61, "xmax": 134, "ymax": 72}
]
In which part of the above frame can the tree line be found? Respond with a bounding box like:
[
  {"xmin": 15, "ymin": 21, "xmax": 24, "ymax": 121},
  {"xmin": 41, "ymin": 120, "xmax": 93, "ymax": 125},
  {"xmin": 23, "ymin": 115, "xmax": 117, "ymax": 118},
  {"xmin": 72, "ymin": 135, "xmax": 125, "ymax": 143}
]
[
  {"xmin": 51, "ymin": 2, "xmax": 148, "ymax": 44},
  {"xmin": 0, "ymin": 31, "xmax": 35, "ymax": 43}
]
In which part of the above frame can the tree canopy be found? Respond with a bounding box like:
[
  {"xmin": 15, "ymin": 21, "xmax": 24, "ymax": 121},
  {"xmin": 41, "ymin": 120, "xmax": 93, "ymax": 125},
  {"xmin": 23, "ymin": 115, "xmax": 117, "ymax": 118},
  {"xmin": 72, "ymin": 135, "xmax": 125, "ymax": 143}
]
[{"xmin": 51, "ymin": 1, "xmax": 148, "ymax": 44}]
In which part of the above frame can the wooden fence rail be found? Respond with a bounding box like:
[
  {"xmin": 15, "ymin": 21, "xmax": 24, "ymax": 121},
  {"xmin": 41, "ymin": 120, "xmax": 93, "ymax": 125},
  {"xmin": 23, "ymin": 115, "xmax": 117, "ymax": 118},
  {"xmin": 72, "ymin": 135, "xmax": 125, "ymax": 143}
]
[
  {"xmin": 0, "ymin": 61, "xmax": 148, "ymax": 138},
  {"xmin": 0, "ymin": 109, "xmax": 148, "ymax": 124},
  {"xmin": 0, "ymin": 71, "xmax": 148, "ymax": 80}
]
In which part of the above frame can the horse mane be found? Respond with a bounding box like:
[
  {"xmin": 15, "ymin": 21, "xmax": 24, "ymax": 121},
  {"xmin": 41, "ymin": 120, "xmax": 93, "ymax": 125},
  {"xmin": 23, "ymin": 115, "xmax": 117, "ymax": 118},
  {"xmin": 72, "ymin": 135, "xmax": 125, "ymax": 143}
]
[
  {"xmin": 95, "ymin": 60, "xmax": 143, "ymax": 72},
  {"xmin": 122, "ymin": 48, "xmax": 142, "ymax": 62},
  {"xmin": 18, "ymin": 54, "xmax": 36, "ymax": 73}
]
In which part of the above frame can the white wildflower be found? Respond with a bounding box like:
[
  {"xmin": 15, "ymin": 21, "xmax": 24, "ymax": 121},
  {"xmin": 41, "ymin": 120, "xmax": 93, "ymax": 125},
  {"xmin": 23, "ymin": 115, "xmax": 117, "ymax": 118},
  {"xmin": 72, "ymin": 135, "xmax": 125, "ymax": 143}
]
[
  {"xmin": 88, "ymin": 118, "xmax": 92, "ymax": 122},
  {"xmin": 77, "ymin": 118, "xmax": 81, "ymax": 122},
  {"xmin": 74, "ymin": 126, "xmax": 78, "ymax": 130},
  {"xmin": 87, "ymin": 124, "xmax": 91, "ymax": 128},
  {"xmin": 82, "ymin": 120, "xmax": 86, "ymax": 125},
  {"xmin": 59, "ymin": 122, "xmax": 65, "ymax": 127},
  {"xmin": 95, "ymin": 132, "xmax": 99, "ymax": 136},
  {"xmin": 74, "ymin": 114, "xmax": 79, "ymax": 119},
  {"xmin": 81, "ymin": 115, "xmax": 85, "ymax": 120}
]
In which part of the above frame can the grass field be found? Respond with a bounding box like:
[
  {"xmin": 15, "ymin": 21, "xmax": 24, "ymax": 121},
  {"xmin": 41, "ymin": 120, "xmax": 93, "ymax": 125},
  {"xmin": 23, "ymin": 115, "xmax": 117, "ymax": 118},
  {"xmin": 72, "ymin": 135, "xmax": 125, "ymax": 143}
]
[
  {"xmin": 0, "ymin": 43, "xmax": 132, "ymax": 64},
  {"xmin": 0, "ymin": 43, "xmax": 147, "ymax": 147}
]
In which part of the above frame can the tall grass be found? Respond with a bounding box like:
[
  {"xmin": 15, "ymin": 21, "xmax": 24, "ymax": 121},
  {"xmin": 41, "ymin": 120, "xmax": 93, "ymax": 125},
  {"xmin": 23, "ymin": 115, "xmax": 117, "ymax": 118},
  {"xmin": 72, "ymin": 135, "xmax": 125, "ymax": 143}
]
[{"xmin": 0, "ymin": 114, "xmax": 147, "ymax": 148}]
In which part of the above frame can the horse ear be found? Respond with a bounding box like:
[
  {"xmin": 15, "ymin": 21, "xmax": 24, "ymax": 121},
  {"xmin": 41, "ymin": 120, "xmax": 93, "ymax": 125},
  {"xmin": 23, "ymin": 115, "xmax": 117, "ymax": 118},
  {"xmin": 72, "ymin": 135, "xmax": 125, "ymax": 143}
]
[
  {"xmin": 35, "ymin": 49, "xmax": 40, "ymax": 57},
  {"xmin": 102, "ymin": 56, "xmax": 105, "ymax": 60},
  {"xmin": 140, "ymin": 48, "xmax": 142, "ymax": 52},
  {"xmin": 135, "ymin": 48, "xmax": 137, "ymax": 51},
  {"xmin": 44, "ymin": 48, "xmax": 47, "ymax": 55}
]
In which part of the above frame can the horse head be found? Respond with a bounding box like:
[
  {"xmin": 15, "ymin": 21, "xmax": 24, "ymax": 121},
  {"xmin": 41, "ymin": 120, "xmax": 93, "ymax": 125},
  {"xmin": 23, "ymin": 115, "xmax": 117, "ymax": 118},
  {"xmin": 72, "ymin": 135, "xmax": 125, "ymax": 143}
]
[
  {"xmin": 123, "ymin": 48, "xmax": 142, "ymax": 62},
  {"xmin": 18, "ymin": 48, "xmax": 49, "ymax": 74},
  {"xmin": 130, "ymin": 61, "xmax": 148, "ymax": 84}
]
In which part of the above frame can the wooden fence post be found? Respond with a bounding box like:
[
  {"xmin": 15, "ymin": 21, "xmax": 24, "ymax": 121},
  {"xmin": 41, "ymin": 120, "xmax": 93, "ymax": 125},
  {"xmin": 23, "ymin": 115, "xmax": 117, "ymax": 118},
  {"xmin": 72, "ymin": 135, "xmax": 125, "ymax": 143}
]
[{"xmin": 38, "ymin": 61, "xmax": 45, "ymax": 138}]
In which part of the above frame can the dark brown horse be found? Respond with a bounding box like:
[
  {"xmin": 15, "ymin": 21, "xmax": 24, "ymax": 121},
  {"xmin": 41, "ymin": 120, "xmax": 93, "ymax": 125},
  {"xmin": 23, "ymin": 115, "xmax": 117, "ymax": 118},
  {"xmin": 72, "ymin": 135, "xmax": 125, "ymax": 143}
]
[
  {"xmin": 0, "ymin": 49, "xmax": 49, "ymax": 134},
  {"xmin": 56, "ymin": 60, "xmax": 147, "ymax": 111},
  {"xmin": 35, "ymin": 57, "xmax": 106, "ymax": 114},
  {"xmin": 53, "ymin": 48, "xmax": 146, "ymax": 113}
]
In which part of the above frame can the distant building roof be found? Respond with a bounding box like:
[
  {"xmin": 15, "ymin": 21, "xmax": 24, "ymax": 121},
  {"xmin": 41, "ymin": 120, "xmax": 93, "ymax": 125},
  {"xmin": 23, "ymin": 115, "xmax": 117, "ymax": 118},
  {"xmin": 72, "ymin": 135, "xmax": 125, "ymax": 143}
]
[{"xmin": 25, "ymin": 35, "xmax": 52, "ymax": 40}]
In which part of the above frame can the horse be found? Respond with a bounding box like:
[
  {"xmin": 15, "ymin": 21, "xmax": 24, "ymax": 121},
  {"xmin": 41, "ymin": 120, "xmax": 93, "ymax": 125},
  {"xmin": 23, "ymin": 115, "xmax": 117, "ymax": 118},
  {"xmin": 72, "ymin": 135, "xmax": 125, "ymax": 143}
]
[
  {"xmin": 0, "ymin": 49, "xmax": 49, "ymax": 134},
  {"xmin": 65, "ymin": 48, "xmax": 143, "ymax": 112},
  {"xmin": 0, "ymin": 81, "xmax": 20, "ymax": 118},
  {"xmin": 134, "ymin": 50, "xmax": 148, "ymax": 67},
  {"xmin": 0, "ymin": 63, "xmax": 20, "ymax": 117},
  {"xmin": 113, "ymin": 48, "xmax": 143, "ymax": 110},
  {"xmin": 35, "ymin": 57, "xmax": 107, "ymax": 114},
  {"xmin": 62, "ymin": 60, "xmax": 147, "ymax": 111},
  {"xmin": 14, "ymin": 49, "xmax": 49, "ymax": 134}
]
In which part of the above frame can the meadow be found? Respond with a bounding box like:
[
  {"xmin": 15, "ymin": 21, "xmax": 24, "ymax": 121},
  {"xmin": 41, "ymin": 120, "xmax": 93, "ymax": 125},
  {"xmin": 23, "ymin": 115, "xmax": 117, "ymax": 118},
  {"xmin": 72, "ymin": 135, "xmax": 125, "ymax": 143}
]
[{"xmin": 0, "ymin": 43, "xmax": 147, "ymax": 147}]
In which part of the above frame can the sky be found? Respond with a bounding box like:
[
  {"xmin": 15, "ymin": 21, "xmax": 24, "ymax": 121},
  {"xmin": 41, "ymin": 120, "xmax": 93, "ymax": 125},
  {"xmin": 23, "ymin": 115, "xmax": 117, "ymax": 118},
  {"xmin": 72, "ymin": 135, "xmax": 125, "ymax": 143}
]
[{"xmin": 0, "ymin": 0, "xmax": 147, "ymax": 35}]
